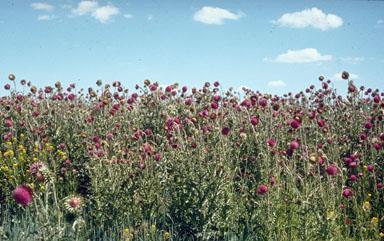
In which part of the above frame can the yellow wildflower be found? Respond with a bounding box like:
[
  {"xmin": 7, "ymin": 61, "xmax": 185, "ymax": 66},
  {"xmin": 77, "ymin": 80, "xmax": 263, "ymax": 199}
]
[
  {"xmin": 309, "ymin": 153, "xmax": 317, "ymax": 163},
  {"xmin": 4, "ymin": 150, "xmax": 14, "ymax": 158},
  {"xmin": 163, "ymin": 231, "xmax": 171, "ymax": 240},
  {"xmin": 363, "ymin": 201, "xmax": 371, "ymax": 211},
  {"xmin": 327, "ymin": 211, "xmax": 336, "ymax": 220},
  {"xmin": 371, "ymin": 217, "xmax": 379, "ymax": 226}
]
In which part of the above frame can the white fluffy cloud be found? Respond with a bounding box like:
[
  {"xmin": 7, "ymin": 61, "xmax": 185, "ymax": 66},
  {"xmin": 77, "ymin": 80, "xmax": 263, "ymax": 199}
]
[
  {"xmin": 31, "ymin": 2, "xmax": 54, "ymax": 11},
  {"xmin": 274, "ymin": 7, "xmax": 343, "ymax": 31},
  {"xmin": 72, "ymin": 1, "xmax": 119, "ymax": 23},
  {"xmin": 92, "ymin": 5, "xmax": 119, "ymax": 23},
  {"xmin": 72, "ymin": 1, "xmax": 98, "ymax": 15},
  {"xmin": 269, "ymin": 48, "xmax": 333, "ymax": 63},
  {"xmin": 333, "ymin": 72, "xmax": 358, "ymax": 81},
  {"xmin": 268, "ymin": 80, "xmax": 286, "ymax": 87},
  {"xmin": 193, "ymin": 6, "xmax": 243, "ymax": 25}
]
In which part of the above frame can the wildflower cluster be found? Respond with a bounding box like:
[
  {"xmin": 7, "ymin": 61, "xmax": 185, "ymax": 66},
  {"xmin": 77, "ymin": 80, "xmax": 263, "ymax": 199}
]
[{"xmin": 0, "ymin": 72, "xmax": 383, "ymax": 240}]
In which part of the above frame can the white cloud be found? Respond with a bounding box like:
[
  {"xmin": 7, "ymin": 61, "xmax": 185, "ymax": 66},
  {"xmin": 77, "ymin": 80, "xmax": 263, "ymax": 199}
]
[
  {"xmin": 340, "ymin": 57, "xmax": 364, "ymax": 64},
  {"xmin": 72, "ymin": 1, "xmax": 119, "ymax": 23},
  {"xmin": 193, "ymin": 6, "xmax": 243, "ymax": 25},
  {"xmin": 92, "ymin": 5, "xmax": 119, "ymax": 23},
  {"xmin": 31, "ymin": 2, "xmax": 54, "ymax": 11},
  {"xmin": 268, "ymin": 80, "xmax": 286, "ymax": 87},
  {"xmin": 269, "ymin": 48, "xmax": 332, "ymax": 63},
  {"xmin": 124, "ymin": 14, "xmax": 133, "ymax": 19},
  {"xmin": 37, "ymin": 14, "xmax": 53, "ymax": 21},
  {"xmin": 273, "ymin": 7, "xmax": 343, "ymax": 31},
  {"xmin": 72, "ymin": 1, "xmax": 98, "ymax": 15},
  {"xmin": 333, "ymin": 72, "xmax": 359, "ymax": 81}
]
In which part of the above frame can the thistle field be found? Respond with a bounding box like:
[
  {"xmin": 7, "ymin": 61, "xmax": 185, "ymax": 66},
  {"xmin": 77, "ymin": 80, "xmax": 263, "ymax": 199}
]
[{"xmin": 0, "ymin": 73, "xmax": 383, "ymax": 240}]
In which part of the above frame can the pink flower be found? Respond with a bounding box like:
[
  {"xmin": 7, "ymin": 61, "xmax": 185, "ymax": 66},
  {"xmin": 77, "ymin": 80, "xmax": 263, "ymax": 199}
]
[
  {"xmin": 185, "ymin": 98, "xmax": 193, "ymax": 105},
  {"xmin": 58, "ymin": 143, "xmax": 66, "ymax": 150},
  {"xmin": 106, "ymin": 132, "xmax": 114, "ymax": 140},
  {"xmin": 290, "ymin": 140, "xmax": 299, "ymax": 150},
  {"xmin": 92, "ymin": 136, "xmax": 101, "ymax": 143},
  {"xmin": 64, "ymin": 196, "xmax": 83, "ymax": 213},
  {"xmin": 373, "ymin": 95, "xmax": 381, "ymax": 103},
  {"xmin": 69, "ymin": 197, "xmax": 81, "ymax": 208},
  {"xmin": 67, "ymin": 93, "xmax": 76, "ymax": 101},
  {"xmin": 4, "ymin": 119, "xmax": 13, "ymax": 128},
  {"xmin": 364, "ymin": 122, "xmax": 372, "ymax": 129},
  {"xmin": 211, "ymin": 102, "xmax": 218, "ymax": 109},
  {"xmin": 349, "ymin": 162, "xmax": 357, "ymax": 169},
  {"xmin": 257, "ymin": 184, "xmax": 268, "ymax": 195},
  {"xmin": 343, "ymin": 157, "xmax": 352, "ymax": 165},
  {"xmin": 367, "ymin": 165, "xmax": 374, "ymax": 172},
  {"xmin": 13, "ymin": 185, "xmax": 33, "ymax": 206},
  {"xmin": 143, "ymin": 143, "xmax": 153, "ymax": 154},
  {"xmin": 241, "ymin": 99, "xmax": 252, "ymax": 108},
  {"xmin": 267, "ymin": 138, "xmax": 276, "ymax": 148},
  {"xmin": 154, "ymin": 153, "xmax": 162, "ymax": 161},
  {"xmin": 258, "ymin": 98, "xmax": 267, "ymax": 107},
  {"xmin": 349, "ymin": 175, "xmax": 357, "ymax": 182},
  {"xmin": 221, "ymin": 127, "xmax": 230, "ymax": 136},
  {"xmin": 380, "ymin": 133, "xmax": 384, "ymax": 141},
  {"xmin": 342, "ymin": 188, "xmax": 353, "ymax": 199},
  {"xmin": 149, "ymin": 84, "xmax": 157, "ymax": 91},
  {"xmin": 29, "ymin": 162, "xmax": 47, "ymax": 182},
  {"xmin": 325, "ymin": 165, "xmax": 338, "ymax": 176},
  {"xmin": 317, "ymin": 119, "xmax": 325, "ymax": 128},
  {"xmin": 112, "ymin": 103, "xmax": 120, "ymax": 110},
  {"xmin": 250, "ymin": 116, "xmax": 259, "ymax": 126},
  {"xmin": 360, "ymin": 133, "xmax": 367, "ymax": 141},
  {"xmin": 318, "ymin": 156, "xmax": 325, "ymax": 165},
  {"xmin": 290, "ymin": 119, "xmax": 301, "ymax": 129},
  {"xmin": 165, "ymin": 85, "xmax": 173, "ymax": 92},
  {"xmin": 374, "ymin": 143, "xmax": 382, "ymax": 151},
  {"xmin": 213, "ymin": 95, "xmax": 221, "ymax": 102}
]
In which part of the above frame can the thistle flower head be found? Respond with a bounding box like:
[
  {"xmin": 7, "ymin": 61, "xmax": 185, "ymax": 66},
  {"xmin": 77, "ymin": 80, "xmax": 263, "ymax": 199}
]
[
  {"xmin": 13, "ymin": 184, "xmax": 33, "ymax": 206},
  {"xmin": 257, "ymin": 184, "xmax": 268, "ymax": 195},
  {"xmin": 64, "ymin": 195, "xmax": 83, "ymax": 214},
  {"xmin": 29, "ymin": 162, "xmax": 49, "ymax": 182}
]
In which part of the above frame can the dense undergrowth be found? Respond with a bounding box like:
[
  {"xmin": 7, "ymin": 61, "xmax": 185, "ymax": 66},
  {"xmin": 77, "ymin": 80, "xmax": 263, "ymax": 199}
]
[{"xmin": 0, "ymin": 72, "xmax": 383, "ymax": 240}]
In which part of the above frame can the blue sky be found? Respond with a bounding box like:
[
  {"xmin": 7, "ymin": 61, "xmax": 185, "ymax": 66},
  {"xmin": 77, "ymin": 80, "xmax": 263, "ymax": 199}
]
[{"xmin": 0, "ymin": 0, "xmax": 383, "ymax": 95}]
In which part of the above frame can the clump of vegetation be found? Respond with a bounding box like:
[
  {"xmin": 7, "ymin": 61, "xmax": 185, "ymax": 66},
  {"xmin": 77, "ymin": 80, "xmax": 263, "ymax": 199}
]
[{"xmin": 0, "ymin": 72, "xmax": 383, "ymax": 240}]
